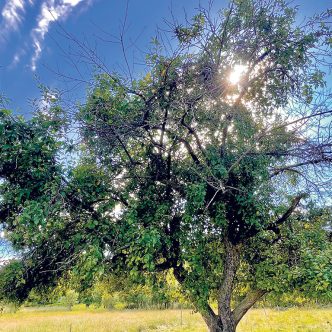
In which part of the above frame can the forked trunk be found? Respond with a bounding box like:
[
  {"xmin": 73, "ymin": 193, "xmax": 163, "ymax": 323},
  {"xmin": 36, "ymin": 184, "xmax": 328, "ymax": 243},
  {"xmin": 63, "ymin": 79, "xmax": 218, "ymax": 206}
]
[
  {"xmin": 199, "ymin": 240, "xmax": 240, "ymax": 332},
  {"xmin": 174, "ymin": 240, "xmax": 265, "ymax": 332},
  {"xmin": 206, "ymin": 319, "xmax": 224, "ymax": 332},
  {"xmin": 205, "ymin": 317, "xmax": 234, "ymax": 332}
]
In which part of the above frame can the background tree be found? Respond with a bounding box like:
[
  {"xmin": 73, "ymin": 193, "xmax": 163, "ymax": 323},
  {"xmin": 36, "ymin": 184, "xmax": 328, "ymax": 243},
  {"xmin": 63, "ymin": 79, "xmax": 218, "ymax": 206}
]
[
  {"xmin": 63, "ymin": 290, "xmax": 79, "ymax": 311},
  {"xmin": 0, "ymin": 1, "xmax": 332, "ymax": 331}
]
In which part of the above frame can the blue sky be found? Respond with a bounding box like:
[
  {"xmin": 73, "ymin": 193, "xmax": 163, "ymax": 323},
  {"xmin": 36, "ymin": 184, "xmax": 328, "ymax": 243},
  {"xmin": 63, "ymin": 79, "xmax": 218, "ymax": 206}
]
[{"xmin": 0, "ymin": 0, "xmax": 331, "ymax": 114}]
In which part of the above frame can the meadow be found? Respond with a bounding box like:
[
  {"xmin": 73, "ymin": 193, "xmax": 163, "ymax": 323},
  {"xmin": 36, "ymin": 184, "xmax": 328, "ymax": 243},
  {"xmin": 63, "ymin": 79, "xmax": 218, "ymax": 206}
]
[{"xmin": 0, "ymin": 307, "xmax": 331, "ymax": 332}]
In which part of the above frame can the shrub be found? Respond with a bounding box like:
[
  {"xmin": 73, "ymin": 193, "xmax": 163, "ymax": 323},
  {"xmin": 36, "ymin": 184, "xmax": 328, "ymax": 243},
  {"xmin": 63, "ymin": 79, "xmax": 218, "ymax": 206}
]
[
  {"xmin": 63, "ymin": 290, "xmax": 78, "ymax": 311},
  {"xmin": 101, "ymin": 293, "xmax": 114, "ymax": 310}
]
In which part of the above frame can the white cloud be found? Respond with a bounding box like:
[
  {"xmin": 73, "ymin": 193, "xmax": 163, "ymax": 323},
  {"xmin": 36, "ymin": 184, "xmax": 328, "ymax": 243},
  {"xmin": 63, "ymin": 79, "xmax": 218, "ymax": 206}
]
[
  {"xmin": 1, "ymin": 0, "xmax": 24, "ymax": 29},
  {"xmin": 0, "ymin": 0, "xmax": 34, "ymax": 42},
  {"xmin": 30, "ymin": 0, "xmax": 88, "ymax": 71},
  {"xmin": 9, "ymin": 47, "xmax": 26, "ymax": 68},
  {"xmin": 0, "ymin": 0, "xmax": 93, "ymax": 70}
]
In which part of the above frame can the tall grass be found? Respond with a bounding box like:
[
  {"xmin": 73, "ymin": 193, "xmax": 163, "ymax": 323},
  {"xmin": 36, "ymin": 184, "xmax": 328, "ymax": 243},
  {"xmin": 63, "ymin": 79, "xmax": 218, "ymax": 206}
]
[{"xmin": 0, "ymin": 307, "xmax": 330, "ymax": 331}]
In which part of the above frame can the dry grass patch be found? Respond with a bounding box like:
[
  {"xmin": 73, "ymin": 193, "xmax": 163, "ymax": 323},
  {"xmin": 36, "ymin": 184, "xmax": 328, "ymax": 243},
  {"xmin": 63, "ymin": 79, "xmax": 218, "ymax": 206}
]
[{"xmin": 0, "ymin": 307, "xmax": 331, "ymax": 331}]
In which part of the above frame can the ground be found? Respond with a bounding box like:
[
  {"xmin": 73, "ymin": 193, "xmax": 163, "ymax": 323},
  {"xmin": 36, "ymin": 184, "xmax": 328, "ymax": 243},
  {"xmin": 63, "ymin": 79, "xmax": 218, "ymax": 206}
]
[{"xmin": 0, "ymin": 307, "xmax": 331, "ymax": 331}]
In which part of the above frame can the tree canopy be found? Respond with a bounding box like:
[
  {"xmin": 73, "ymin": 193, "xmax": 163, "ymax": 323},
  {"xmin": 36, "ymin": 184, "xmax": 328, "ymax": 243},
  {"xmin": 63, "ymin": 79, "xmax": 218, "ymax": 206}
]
[{"xmin": 0, "ymin": 1, "xmax": 332, "ymax": 331}]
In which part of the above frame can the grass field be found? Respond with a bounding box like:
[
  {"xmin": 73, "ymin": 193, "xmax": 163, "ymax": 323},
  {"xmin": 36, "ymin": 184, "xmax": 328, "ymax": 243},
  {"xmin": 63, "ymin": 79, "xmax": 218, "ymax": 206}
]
[{"xmin": 0, "ymin": 307, "xmax": 331, "ymax": 332}]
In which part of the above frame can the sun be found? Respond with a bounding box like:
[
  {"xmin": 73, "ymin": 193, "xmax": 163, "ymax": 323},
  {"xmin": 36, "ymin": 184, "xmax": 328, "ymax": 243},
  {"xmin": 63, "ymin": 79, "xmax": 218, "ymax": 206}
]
[{"xmin": 229, "ymin": 64, "xmax": 247, "ymax": 84}]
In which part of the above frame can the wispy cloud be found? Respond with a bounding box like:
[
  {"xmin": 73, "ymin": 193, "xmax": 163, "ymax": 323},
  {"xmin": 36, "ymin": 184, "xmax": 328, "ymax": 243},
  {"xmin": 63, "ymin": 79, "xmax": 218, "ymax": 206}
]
[
  {"xmin": 0, "ymin": 0, "xmax": 34, "ymax": 42},
  {"xmin": 9, "ymin": 47, "xmax": 26, "ymax": 69},
  {"xmin": 0, "ymin": 0, "xmax": 93, "ymax": 70},
  {"xmin": 30, "ymin": 0, "xmax": 90, "ymax": 71}
]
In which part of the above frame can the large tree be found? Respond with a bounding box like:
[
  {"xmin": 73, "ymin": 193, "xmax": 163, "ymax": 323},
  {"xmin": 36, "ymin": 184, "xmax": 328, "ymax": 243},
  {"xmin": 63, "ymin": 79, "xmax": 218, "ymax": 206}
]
[{"xmin": 1, "ymin": 1, "xmax": 332, "ymax": 331}]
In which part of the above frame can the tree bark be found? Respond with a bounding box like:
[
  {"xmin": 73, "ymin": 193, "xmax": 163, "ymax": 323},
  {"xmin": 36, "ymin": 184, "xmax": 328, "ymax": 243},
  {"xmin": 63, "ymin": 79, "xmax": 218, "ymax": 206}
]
[
  {"xmin": 217, "ymin": 239, "xmax": 241, "ymax": 332},
  {"xmin": 232, "ymin": 289, "xmax": 266, "ymax": 326},
  {"xmin": 174, "ymin": 241, "xmax": 265, "ymax": 332},
  {"xmin": 201, "ymin": 306, "xmax": 223, "ymax": 332},
  {"xmin": 173, "ymin": 266, "xmax": 223, "ymax": 331}
]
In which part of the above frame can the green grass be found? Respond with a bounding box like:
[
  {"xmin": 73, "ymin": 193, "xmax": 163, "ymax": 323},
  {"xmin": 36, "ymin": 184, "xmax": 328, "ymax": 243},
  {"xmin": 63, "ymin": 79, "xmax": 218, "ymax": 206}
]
[{"xmin": 0, "ymin": 307, "xmax": 331, "ymax": 331}]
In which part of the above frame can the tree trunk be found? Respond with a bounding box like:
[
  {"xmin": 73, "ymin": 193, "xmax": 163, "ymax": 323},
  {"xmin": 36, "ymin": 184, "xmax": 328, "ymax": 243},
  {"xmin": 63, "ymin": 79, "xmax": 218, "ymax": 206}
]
[
  {"xmin": 200, "ymin": 308, "xmax": 223, "ymax": 332},
  {"xmin": 205, "ymin": 288, "xmax": 266, "ymax": 332},
  {"xmin": 205, "ymin": 317, "xmax": 224, "ymax": 332},
  {"xmin": 173, "ymin": 266, "xmax": 224, "ymax": 331},
  {"xmin": 217, "ymin": 239, "xmax": 240, "ymax": 332},
  {"xmin": 174, "ymin": 240, "xmax": 265, "ymax": 332},
  {"xmin": 203, "ymin": 313, "xmax": 234, "ymax": 332}
]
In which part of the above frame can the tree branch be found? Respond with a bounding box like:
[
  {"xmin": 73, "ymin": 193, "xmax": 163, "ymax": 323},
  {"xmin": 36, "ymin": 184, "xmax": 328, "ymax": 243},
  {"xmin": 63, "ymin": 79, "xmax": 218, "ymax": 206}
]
[
  {"xmin": 266, "ymin": 193, "xmax": 306, "ymax": 232},
  {"xmin": 271, "ymin": 157, "xmax": 332, "ymax": 176},
  {"xmin": 232, "ymin": 289, "xmax": 267, "ymax": 325},
  {"xmin": 173, "ymin": 264, "xmax": 221, "ymax": 330}
]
